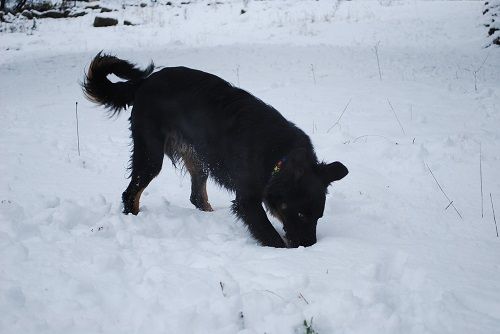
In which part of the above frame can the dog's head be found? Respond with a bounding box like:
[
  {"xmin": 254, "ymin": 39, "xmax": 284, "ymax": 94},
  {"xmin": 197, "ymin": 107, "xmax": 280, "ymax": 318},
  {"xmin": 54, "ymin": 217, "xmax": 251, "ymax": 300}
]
[{"xmin": 264, "ymin": 149, "xmax": 348, "ymax": 248}]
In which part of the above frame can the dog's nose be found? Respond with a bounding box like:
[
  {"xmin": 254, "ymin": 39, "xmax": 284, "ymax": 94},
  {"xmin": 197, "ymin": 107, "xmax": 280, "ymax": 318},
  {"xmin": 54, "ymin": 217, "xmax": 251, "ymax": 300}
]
[
  {"xmin": 299, "ymin": 236, "xmax": 317, "ymax": 247},
  {"xmin": 302, "ymin": 240, "xmax": 316, "ymax": 247}
]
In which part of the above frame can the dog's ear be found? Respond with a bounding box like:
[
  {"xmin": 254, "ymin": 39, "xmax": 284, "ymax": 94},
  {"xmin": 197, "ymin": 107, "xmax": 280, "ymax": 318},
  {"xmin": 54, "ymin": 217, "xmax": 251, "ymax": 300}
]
[{"xmin": 317, "ymin": 161, "xmax": 348, "ymax": 185}]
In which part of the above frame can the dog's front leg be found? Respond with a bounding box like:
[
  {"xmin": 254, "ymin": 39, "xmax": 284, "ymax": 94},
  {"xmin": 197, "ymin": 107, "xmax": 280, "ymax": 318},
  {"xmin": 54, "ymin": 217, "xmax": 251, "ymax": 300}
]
[{"xmin": 232, "ymin": 198, "xmax": 286, "ymax": 248}]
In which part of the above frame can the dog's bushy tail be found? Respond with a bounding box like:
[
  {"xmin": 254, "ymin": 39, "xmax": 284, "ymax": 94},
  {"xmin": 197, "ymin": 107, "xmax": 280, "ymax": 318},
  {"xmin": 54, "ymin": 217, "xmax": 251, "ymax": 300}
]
[{"xmin": 82, "ymin": 52, "xmax": 154, "ymax": 115}]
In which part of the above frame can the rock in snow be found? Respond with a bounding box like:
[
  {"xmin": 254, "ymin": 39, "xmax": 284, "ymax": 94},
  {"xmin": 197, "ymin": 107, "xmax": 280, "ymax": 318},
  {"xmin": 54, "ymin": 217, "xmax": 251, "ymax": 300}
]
[{"xmin": 93, "ymin": 16, "xmax": 118, "ymax": 27}]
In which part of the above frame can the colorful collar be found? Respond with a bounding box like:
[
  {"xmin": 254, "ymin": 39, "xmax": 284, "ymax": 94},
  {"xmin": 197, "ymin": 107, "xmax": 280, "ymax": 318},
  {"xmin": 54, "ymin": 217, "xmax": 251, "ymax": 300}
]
[{"xmin": 272, "ymin": 157, "xmax": 287, "ymax": 176}]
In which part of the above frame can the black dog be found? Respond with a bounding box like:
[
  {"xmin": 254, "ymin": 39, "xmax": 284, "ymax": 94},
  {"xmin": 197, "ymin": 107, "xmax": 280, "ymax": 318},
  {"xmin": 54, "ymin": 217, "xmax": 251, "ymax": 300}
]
[{"xmin": 82, "ymin": 53, "xmax": 348, "ymax": 248}]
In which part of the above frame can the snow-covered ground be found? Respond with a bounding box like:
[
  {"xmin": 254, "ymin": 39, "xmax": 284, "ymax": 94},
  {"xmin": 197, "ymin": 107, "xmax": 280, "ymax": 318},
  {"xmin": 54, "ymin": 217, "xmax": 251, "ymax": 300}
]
[{"xmin": 1, "ymin": 1, "xmax": 500, "ymax": 333}]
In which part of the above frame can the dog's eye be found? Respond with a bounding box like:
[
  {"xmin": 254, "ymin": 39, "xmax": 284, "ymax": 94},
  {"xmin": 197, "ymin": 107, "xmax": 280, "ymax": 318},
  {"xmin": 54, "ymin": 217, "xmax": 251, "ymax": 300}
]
[{"xmin": 298, "ymin": 212, "xmax": 305, "ymax": 219}]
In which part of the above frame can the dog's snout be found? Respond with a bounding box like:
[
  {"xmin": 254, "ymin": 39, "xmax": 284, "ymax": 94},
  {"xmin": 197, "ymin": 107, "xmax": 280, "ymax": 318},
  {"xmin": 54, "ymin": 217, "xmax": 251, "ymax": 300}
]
[
  {"xmin": 301, "ymin": 237, "xmax": 317, "ymax": 247},
  {"xmin": 289, "ymin": 235, "xmax": 317, "ymax": 248}
]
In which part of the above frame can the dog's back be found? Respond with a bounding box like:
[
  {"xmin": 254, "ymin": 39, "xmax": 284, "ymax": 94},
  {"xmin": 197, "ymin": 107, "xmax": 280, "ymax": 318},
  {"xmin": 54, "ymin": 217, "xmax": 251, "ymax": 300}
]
[{"xmin": 134, "ymin": 66, "xmax": 314, "ymax": 190}]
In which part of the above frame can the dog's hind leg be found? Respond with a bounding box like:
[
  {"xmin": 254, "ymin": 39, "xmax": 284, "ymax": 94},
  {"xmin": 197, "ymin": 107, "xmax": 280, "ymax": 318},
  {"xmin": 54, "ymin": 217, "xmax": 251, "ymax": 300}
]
[
  {"xmin": 182, "ymin": 150, "xmax": 213, "ymax": 212},
  {"xmin": 122, "ymin": 123, "xmax": 164, "ymax": 215}
]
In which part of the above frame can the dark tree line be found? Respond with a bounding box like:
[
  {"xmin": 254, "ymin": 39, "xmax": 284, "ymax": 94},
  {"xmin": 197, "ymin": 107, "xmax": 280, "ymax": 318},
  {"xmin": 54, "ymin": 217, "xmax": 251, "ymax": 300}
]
[
  {"xmin": 1, "ymin": 0, "xmax": 53, "ymax": 13},
  {"xmin": 1, "ymin": 0, "xmax": 29, "ymax": 13},
  {"xmin": 1, "ymin": 0, "xmax": 83, "ymax": 14}
]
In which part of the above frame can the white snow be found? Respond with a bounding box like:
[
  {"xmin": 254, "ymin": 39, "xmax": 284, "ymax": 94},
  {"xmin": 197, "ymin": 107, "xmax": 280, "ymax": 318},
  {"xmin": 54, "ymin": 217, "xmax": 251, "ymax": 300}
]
[{"xmin": 1, "ymin": 1, "xmax": 500, "ymax": 333}]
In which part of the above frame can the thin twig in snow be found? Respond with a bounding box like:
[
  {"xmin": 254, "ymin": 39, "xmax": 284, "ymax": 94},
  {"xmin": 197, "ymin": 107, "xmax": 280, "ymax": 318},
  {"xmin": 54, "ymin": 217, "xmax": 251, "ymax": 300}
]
[
  {"xmin": 480, "ymin": 143, "xmax": 484, "ymax": 218},
  {"xmin": 473, "ymin": 53, "xmax": 489, "ymax": 93},
  {"xmin": 310, "ymin": 64, "xmax": 316, "ymax": 85},
  {"xmin": 75, "ymin": 102, "xmax": 80, "ymax": 156},
  {"xmin": 298, "ymin": 292, "xmax": 309, "ymax": 304},
  {"xmin": 425, "ymin": 162, "xmax": 463, "ymax": 220},
  {"xmin": 490, "ymin": 193, "xmax": 498, "ymax": 237},
  {"xmin": 235, "ymin": 65, "xmax": 240, "ymax": 86},
  {"xmin": 263, "ymin": 289, "xmax": 285, "ymax": 301},
  {"xmin": 219, "ymin": 281, "xmax": 225, "ymax": 297},
  {"xmin": 352, "ymin": 134, "xmax": 397, "ymax": 144},
  {"xmin": 373, "ymin": 41, "xmax": 382, "ymax": 81},
  {"xmin": 327, "ymin": 98, "xmax": 352, "ymax": 133},
  {"xmin": 476, "ymin": 53, "xmax": 489, "ymax": 72},
  {"xmin": 387, "ymin": 99, "xmax": 406, "ymax": 135}
]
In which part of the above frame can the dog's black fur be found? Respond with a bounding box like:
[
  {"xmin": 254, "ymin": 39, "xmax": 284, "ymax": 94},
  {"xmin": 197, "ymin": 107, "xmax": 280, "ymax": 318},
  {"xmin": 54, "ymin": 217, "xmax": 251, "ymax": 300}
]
[{"xmin": 82, "ymin": 53, "xmax": 348, "ymax": 248}]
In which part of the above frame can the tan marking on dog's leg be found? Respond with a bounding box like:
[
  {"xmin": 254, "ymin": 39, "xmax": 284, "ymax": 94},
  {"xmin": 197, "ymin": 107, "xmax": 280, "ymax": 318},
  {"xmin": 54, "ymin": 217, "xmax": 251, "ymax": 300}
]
[
  {"xmin": 132, "ymin": 188, "xmax": 145, "ymax": 215},
  {"xmin": 199, "ymin": 179, "xmax": 213, "ymax": 212},
  {"xmin": 182, "ymin": 151, "xmax": 213, "ymax": 212}
]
